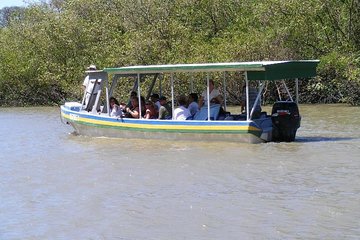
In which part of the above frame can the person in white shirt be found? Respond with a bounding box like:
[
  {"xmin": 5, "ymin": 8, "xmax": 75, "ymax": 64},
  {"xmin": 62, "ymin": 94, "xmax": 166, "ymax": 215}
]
[
  {"xmin": 82, "ymin": 64, "xmax": 101, "ymax": 109},
  {"xmin": 109, "ymin": 97, "xmax": 124, "ymax": 117},
  {"xmin": 198, "ymin": 79, "xmax": 222, "ymax": 108},
  {"xmin": 174, "ymin": 95, "xmax": 191, "ymax": 120},
  {"xmin": 187, "ymin": 93, "xmax": 199, "ymax": 116}
]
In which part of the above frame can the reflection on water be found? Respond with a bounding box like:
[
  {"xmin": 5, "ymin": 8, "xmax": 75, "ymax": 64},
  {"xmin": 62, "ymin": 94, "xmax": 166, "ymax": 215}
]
[{"xmin": 0, "ymin": 105, "xmax": 359, "ymax": 239}]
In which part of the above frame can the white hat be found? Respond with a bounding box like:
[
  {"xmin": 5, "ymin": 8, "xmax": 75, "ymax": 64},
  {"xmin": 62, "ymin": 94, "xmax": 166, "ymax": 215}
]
[{"xmin": 87, "ymin": 64, "xmax": 97, "ymax": 70}]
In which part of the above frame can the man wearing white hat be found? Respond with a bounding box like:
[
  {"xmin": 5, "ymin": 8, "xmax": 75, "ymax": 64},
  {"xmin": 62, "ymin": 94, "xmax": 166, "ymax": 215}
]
[{"xmin": 82, "ymin": 64, "xmax": 101, "ymax": 110}]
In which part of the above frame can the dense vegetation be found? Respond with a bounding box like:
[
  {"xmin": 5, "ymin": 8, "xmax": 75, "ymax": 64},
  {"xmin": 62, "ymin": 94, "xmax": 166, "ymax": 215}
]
[{"xmin": 0, "ymin": 0, "xmax": 359, "ymax": 106}]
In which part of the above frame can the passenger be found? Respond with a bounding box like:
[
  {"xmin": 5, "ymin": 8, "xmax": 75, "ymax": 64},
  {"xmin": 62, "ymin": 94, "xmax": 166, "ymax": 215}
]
[
  {"xmin": 109, "ymin": 97, "xmax": 122, "ymax": 117},
  {"xmin": 241, "ymin": 85, "xmax": 262, "ymax": 119},
  {"xmin": 150, "ymin": 93, "xmax": 161, "ymax": 111},
  {"xmin": 126, "ymin": 91, "xmax": 137, "ymax": 109},
  {"xmin": 187, "ymin": 93, "xmax": 199, "ymax": 116},
  {"xmin": 174, "ymin": 95, "xmax": 191, "ymax": 120},
  {"xmin": 198, "ymin": 79, "xmax": 222, "ymax": 108},
  {"xmin": 144, "ymin": 100, "xmax": 158, "ymax": 119},
  {"xmin": 158, "ymin": 96, "xmax": 172, "ymax": 120},
  {"xmin": 82, "ymin": 64, "xmax": 101, "ymax": 109},
  {"xmin": 124, "ymin": 96, "xmax": 140, "ymax": 118}
]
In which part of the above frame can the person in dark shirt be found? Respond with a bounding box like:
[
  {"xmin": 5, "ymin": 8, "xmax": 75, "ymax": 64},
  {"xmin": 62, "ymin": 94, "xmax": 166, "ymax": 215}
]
[{"xmin": 158, "ymin": 96, "xmax": 172, "ymax": 119}]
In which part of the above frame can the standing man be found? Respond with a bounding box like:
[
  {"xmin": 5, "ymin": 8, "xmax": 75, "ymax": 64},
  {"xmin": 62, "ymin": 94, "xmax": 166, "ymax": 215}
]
[{"xmin": 82, "ymin": 64, "xmax": 101, "ymax": 110}]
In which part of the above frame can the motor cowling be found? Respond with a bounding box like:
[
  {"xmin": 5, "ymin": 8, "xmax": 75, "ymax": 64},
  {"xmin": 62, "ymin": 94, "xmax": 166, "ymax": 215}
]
[{"xmin": 271, "ymin": 101, "xmax": 301, "ymax": 142}]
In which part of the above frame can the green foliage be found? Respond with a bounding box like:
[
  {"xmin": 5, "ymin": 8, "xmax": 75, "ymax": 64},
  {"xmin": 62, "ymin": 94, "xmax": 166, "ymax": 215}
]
[
  {"xmin": 301, "ymin": 51, "xmax": 360, "ymax": 105},
  {"xmin": 0, "ymin": 0, "xmax": 359, "ymax": 106}
]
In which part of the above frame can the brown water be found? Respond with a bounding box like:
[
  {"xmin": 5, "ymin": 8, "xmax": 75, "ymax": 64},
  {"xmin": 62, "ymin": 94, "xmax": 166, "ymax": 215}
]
[{"xmin": 1, "ymin": 104, "xmax": 359, "ymax": 239}]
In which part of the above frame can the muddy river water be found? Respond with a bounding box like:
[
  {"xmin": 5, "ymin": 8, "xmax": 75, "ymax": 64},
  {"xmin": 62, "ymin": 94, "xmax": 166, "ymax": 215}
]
[{"xmin": 1, "ymin": 104, "xmax": 359, "ymax": 239}]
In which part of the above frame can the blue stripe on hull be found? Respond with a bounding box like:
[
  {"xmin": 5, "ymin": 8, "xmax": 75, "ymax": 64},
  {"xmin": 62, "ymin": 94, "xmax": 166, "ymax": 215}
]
[{"xmin": 60, "ymin": 106, "xmax": 264, "ymax": 142}]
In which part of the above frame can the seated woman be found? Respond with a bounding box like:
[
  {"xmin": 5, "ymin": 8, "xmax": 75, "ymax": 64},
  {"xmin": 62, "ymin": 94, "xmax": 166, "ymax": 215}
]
[
  {"xmin": 174, "ymin": 95, "xmax": 191, "ymax": 120},
  {"xmin": 124, "ymin": 96, "xmax": 141, "ymax": 118},
  {"xmin": 109, "ymin": 97, "xmax": 123, "ymax": 117},
  {"xmin": 144, "ymin": 100, "xmax": 158, "ymax": 119}
]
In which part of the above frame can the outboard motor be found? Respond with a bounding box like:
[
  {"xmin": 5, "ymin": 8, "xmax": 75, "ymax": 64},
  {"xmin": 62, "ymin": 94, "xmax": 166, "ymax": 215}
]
[{"xmin": 271, "ymin": 101, "xmax": 301, "ymax": 142}]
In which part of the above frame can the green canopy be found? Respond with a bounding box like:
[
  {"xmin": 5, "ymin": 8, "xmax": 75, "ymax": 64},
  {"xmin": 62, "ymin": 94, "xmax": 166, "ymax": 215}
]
[{"xmin": 104, "ymin": 60, "xmax": 319, "ymax": 80}]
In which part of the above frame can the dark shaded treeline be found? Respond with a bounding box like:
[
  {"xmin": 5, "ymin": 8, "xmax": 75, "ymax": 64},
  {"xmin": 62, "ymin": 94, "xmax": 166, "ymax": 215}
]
[{"xmin": 0, "ymin": 0, "xmax": 359, "ymax": 106}]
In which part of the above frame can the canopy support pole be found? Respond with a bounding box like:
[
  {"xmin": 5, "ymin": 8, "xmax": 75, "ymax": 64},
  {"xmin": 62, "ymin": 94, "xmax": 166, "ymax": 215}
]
[
  {"xmin": 295, "ymin": 78, "xmax": 299, "ymax": 104},
  {"xmin": 245, "ymin": 72, "xmax": 250, "ymax": 121},
  {"xmin": 159, "ymin": 74, "xmax": 162, "ymax": 97},
  {"xmin": 105, "ymin": 80, "xmax": 109, "ymax": 116},
  {"xmin": 207, "ymin": 73, "xmax": 210, "ymax": 121},
  {"xmin": 108, "ymin": 75, "xmax": 119, "ymax": 99},
  {"xmin": 223, "ymin": 72, "xmax": 227, "ymax": 111},
  {"xmin": 146, "ymin": 74, "xmax": 158, "ymax": 100},
  {"xmin": 275, "ymin": 81, "xmax": 282, "ymax": 101},
  {"xmin": 190, "ymin": 73, "xmax": 194, "ymax": 93},
  {"xmin": 137, "ymin": 73, "xmax": 142, "ymax": 119},
  {"xmin": 282, "ymin": 80, "xmax": 293, "ymax": 102},
  {"xmin": 171, "ymin": 73, "xmax": 175, "ymax": 120},
  {"xmin": 250, "ymin": 82, "xmax": 264, "ymax": 119}
]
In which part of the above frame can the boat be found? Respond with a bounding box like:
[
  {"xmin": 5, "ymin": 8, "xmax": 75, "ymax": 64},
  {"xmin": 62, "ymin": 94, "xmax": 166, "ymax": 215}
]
[{"xmin": 60, "ymin": 60, "xmax": 319, "ymax": 143}]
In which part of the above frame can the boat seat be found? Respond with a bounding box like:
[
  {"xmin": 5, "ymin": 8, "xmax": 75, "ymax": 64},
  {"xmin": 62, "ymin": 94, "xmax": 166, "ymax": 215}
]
[
  {"xmin": 232, "ymin": 114, "xmax": 247, "ymax": 121},
  {"xmin": 260, "ymin": 111, "xmax": 268, "ymax": 119},
  {"xmin": 193, "ymin": 104, "xmax": 221, "ymax": 120}
]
